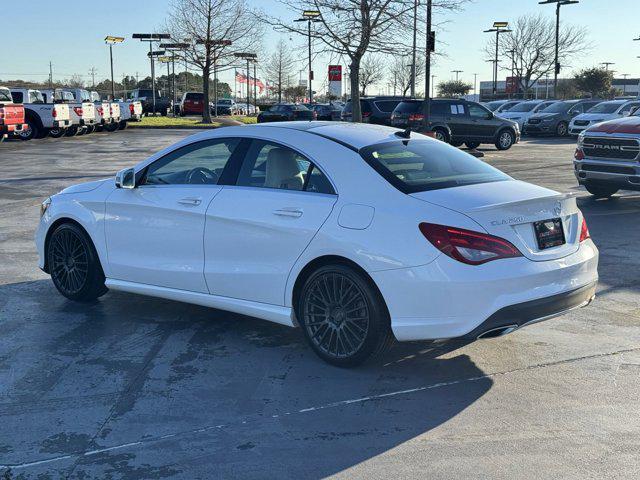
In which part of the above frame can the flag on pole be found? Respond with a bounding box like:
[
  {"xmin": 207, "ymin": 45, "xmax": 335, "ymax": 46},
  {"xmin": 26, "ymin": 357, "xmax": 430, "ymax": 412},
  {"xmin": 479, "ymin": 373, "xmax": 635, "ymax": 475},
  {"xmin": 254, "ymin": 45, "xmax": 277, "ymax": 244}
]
[{"xmin": 235, "ymin": 70, "xmax": 265, "ymax": 93}]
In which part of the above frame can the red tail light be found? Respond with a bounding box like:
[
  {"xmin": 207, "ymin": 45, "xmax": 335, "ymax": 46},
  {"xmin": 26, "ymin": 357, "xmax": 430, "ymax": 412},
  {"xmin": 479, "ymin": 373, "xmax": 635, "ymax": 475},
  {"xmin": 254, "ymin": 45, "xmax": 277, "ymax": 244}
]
[
  {"xmin": 0, "ymin": 107, "xmax": 5, "ymax": 123},
  {"xmin": 419, "ymin": 222, "xmax": 522, "ymax": 265},
  {"xmin": 362, "ymin": 111, "xmax": 371, "ymax": 118},
  {"xmin": 409, "ymin": 113, "xmax": 425, "ymax": 122},
  {"xmin": 574, "ymin": 148, "xmax": 584, "ymax": 160},
  {"xmin": 97, "ymin": 106, "xmax": 103, "ymax": 115},
  {"xmin": 73, "ymin": 106, "xmax": 83, "ymax": 116},
  {"xmin": 579, "ymin": 217, "xmax": 590, "ymax": 242},
  {"xmin": 312, "ymin": 110, "xmax": 318, "ymax": 120},
  {"xmin": 129, "ymin": 103, "xmax": 135, "ymax": 114},
  {"xmin": 52, "ymin": 107, "xmax": 57, "ymax": 118}
]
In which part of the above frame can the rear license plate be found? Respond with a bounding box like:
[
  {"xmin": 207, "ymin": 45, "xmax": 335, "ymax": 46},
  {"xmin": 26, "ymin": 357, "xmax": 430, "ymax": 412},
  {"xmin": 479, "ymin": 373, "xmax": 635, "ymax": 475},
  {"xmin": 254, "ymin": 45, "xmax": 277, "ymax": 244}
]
[{"xmin": 533, "ymin": 218, "xmax": 565, "ymax": 250}]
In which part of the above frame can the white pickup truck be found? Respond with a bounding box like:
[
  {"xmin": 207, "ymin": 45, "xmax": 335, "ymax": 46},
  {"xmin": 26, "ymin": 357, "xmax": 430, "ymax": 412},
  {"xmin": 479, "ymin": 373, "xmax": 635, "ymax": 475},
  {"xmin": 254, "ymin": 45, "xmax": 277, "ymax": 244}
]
[
  {"xmin": 62, "ymin": 88, "xmax": 97, "ymax": 134},
  {"xmin": 41, "ymin": 89, "xmax": 84, "ymax": 137},
  {"xmin": 90, "ymin": 91, "xmax": 112, "ymax": 131},
  {"xmin": 116, "ymin": 99, "xmax": 143, "ymax": 129},
  {"xmin": 10, "ymin": 88, "xmax": 71, "ymax": 140}
]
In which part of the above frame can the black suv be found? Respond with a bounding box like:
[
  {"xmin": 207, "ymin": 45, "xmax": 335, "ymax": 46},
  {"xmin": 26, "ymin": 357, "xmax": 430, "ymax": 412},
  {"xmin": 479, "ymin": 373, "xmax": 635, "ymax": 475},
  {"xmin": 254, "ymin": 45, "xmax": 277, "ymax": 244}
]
[
  {"xmin": 256, "ymin": 104, "xmax": 315, "ymax": 123},
  {"xmin": 129, "ymin": 89, "xmax": 171, "ymax": 115},
  {"xmin": 391, "ymin": 98, "xmax": 520, "ymax": 150},
  {"xmin": 341, "ymin": 96, "xmax": 405, "ymax": 125}
]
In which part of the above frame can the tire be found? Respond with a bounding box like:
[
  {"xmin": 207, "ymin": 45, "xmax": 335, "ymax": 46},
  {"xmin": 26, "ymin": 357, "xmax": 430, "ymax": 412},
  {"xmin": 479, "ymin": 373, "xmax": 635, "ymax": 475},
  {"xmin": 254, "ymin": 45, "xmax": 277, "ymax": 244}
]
[
  {"xmin": 495, "ymin": 129, "xmax": 515, "ymax": 150},
  {"xmin": 47, "ymin": 223, "xmax": 108, "ymax": 302},
  {"xmin": 451, "ymin": 140, "xmax": 463, "ymax": 147},
  {"xmin": 556, "ymin": 121, "xmax": 568, "ymax": 137},
  {"xmin": 19, "ymin": 118, "xmax": 39, "ymax": 140},
  {"xmin": 64, "ymin": 126, "xmax": 78, "ymax": 137},
  {"xmin": 297, "ymin": 264, "xmax": 394, "ymax": 367},
  {"xmin": 48, "ymin": 127, "xmax": 65, "ymax": 138},
  {"xmin": 118, "ymin": 120, "xmax": 128, "ymax": 130},
  {"xmin": 432, "ymin": 128, "xmax": 450, "ymax": 144},
  {"xmin": 465, "ymin": 141, "xmax": 480, "ymax": 150},
  {"xmin": 161, "ymin": 109, "xmax": 168, "ymax": 116},
  {"xmin": 585, "ymin": 183, "xmax": 618, "ymax": 198},
  {"xmin": 105, "ymin": 122, "xmax": 119, "ymax": 132},
  {"xmin": 85, "ymin": 125, "xmax": 95, "ymax": 134}
]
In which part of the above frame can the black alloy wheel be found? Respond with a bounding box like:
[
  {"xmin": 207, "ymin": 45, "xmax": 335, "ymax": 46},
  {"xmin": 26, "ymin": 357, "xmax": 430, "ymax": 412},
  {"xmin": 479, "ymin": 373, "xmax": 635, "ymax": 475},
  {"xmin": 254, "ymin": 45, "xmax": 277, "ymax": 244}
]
[
  {"xmin": 47, "ymin": 223, "xmax": 107, "ymax": 301},
  {"xmin": 298, "ymin": 264, "xmax": 393, "ymax": 367}
]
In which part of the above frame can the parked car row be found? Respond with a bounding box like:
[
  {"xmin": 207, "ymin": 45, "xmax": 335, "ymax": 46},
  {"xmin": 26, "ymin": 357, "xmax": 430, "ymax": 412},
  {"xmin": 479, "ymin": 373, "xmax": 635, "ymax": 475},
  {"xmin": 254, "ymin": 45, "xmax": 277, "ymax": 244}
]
[{"xmin": 1, "ymin": 86, "xmax": 142, "ymax": 141}]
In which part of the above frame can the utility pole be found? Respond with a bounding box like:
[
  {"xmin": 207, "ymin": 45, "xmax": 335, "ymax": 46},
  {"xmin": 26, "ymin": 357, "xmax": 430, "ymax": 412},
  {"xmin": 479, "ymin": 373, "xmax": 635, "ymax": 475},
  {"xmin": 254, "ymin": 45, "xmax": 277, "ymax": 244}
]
[
  {"xmin": 254, "ymin": 61, "xmax": 258, "ymax": 110},
  {"xmin": 601, "ymin": 62, "xmax": 615, "ymax": 71},
  {"xmin": 105, "ymin": 36, "xmax": 124, "ymax": 100},
  {"xmin": 49, "ymin": 61, "xmax": 53, "ymax": 88},
  {"xmin": 473, "ymin": 73, "xmax": 478, "ymax": 99},
  {"xmin": 422, "ymin": 0, "xmax": 433, "ymax": 132},
  {"xmin": 451, "ymin": 70, "xmax": 463, "ymax": 81},
  {"xmin": 133, "ymin": 33, "xmax": 171, "ymax": 114},
  {"xmin": 431, "ymin": 74, "xmax": 435, "ymax": 97},
  {"xmin": 88, "ymin": 67, "xmax": 97, "ymax": 89},
  {"xmin": 539, "ymin": 1, "xmax": 579, "ymax": 99},
  {"xmin": 621, "ymin": 73, "xmax": 629, "ymax": 95},
  {"xmin": 410, "ymin": 0, "xmax": 418, "ymax": 97}
]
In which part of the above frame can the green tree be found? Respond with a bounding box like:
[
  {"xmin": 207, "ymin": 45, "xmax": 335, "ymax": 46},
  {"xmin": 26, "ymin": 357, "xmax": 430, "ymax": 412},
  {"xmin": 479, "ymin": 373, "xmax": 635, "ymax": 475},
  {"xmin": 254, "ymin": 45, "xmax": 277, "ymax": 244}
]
[
  {"xmin": 436, "ymin": 80, "xmax": 471, "ymax": 97},
  {"xmin": 574, "ymin": 67, "xmax": 613, "ymax": 98}
]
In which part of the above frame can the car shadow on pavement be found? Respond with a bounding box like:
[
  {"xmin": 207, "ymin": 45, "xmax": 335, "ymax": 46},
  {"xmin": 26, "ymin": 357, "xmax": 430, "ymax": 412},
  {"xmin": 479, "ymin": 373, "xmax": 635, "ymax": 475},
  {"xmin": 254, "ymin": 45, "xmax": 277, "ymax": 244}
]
[{"xmin": 0, "ymin": 279, "xmax": 491, "ymax": 479}]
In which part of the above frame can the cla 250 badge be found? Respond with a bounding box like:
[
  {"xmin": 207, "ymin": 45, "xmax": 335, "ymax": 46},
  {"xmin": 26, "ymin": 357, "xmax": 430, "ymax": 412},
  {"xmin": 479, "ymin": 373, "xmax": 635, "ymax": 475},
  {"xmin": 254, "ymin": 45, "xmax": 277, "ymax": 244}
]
[{"xmin": 491, "ymin": 216, "xmax": 525, "ymax": 226}]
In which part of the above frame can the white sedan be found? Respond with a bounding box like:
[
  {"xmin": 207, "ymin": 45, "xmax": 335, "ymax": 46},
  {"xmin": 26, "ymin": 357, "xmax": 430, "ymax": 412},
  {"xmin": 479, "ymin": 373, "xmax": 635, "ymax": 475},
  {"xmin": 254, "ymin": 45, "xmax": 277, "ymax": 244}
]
[{"xmin": 36, "ymin": 122, "xmax": 598, "ymax": 366}]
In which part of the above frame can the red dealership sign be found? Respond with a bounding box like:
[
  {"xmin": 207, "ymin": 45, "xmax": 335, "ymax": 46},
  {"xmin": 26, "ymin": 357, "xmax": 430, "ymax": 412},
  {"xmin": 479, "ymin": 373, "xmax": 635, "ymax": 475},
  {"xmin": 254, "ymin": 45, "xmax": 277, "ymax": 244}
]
[
  {"xmin": 505, "ymin": 76, "xmax": 519, "ymax": 94},
  {"xmin": 328, "ymin": 65, "xmax": 342, "ymax": 82}
]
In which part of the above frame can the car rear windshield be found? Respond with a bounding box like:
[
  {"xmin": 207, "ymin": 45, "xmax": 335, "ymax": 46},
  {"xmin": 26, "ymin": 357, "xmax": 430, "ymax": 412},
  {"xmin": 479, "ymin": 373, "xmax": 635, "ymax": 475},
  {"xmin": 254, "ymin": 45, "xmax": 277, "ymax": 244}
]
[
  {"xmin": 360, "ymin": 140, "xmax": 510, "ymax": 193},
  {"xmin": 586, "ymin": 102, "xmax": 620, "ymax": 114},
  {"xmin": 509, "ymin": 102, "xmax": 538, "ymax": 112},
  {"xmin": 185, "ymin": 93, "xmax": 203, "ymax": 100},
  {"xmin": 394, "ymin": 101, "xmax": 422, "ymax": 113},
  {"xmin": 0, "ymin": 89, "xmax": 12, "ymax": 102},
  {"xmin": 374, "ymin": 100, "xmax": 402, "ymax": 112}
]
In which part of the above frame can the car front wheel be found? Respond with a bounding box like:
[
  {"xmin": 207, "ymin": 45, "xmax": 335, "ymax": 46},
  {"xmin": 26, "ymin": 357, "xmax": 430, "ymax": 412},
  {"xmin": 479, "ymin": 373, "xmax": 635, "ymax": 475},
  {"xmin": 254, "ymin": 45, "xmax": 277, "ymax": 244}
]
[
  {"xmin": 556, "ymin": 121, "xmax": 568, "ymax": 137},
  {"xmin": 495, "ymin": 130, "xmax": 515, "ymax": 150},
  {"xmin": 297, "ymin": 264, "xmax": 393, "ymax": 367},
  {"xmin": 47, "ymin": 223, "xmax": 107, "ymax": 301},
  {"xmin": 433, "ymin": 128, "xmax": 450, "ymax": 143}
]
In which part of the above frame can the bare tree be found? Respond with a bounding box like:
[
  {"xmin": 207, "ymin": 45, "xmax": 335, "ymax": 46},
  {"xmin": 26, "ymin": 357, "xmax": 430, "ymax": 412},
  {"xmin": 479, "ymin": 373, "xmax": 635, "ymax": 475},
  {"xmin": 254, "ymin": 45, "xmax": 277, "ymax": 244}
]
[
  {"xmin": 264, "ymin": 39, "xmax": 298, "ymax": 103},
  {"xmin": 166, "ymin": 0, "xmax": 262, "ymax": 122},
  {"xmin": 359, "ymin": 55, "xmax": 385, "ymax": 96},
  {"xmin": 484, "ymin": 13, "xmax": 589, "ymax": 96},
  {"xmin": 388, "ymin": 54, "xmax": 424, "ymax": 96}
]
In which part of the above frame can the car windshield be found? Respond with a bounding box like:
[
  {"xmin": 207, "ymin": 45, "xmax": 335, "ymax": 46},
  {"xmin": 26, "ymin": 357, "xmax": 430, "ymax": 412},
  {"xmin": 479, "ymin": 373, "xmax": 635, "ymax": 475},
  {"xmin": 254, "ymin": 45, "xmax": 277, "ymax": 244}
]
[
  {"xmin": 509, "ymin": 102, "xmax": 538, "ymax": 112},
  {"xmin": 485, "ymin": 101, "xmax": 504, "ymax": 111},
  {"xmin": 218, "ymin": 99, "xmax": 231, "ymax": 105},
  {"xmin": 586, "ymin": 102, "xmax": 621, "ymax": 114},
  {"xmin": 292, "ymin": 104, "xmax": 310, "ymax": 111},
  {"xmin": 541, "ymin": 102, "xmax": 574, "ymax": 113},
  {"xmin": 0, "ymin": 89, "xmax": 13, "ymax": 102},
  {"xmin": 360, "ymin": 139, "xmax": 510, "ymax": 193}
]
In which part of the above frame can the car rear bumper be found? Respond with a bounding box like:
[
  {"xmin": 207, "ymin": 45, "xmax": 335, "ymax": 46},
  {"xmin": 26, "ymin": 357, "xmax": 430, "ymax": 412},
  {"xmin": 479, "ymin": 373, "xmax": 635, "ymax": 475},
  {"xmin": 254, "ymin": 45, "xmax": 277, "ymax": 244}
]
[
  {"xmin": 53, "ymin": 120, "xmax": 71, "ymax": 128},
  {"xmin": 1, "ymin": 123, "xmax": 27, "ymax": 134},
  {"xmin": 370, "ymin": 240, "xmax": 599, "ymax": 341}
]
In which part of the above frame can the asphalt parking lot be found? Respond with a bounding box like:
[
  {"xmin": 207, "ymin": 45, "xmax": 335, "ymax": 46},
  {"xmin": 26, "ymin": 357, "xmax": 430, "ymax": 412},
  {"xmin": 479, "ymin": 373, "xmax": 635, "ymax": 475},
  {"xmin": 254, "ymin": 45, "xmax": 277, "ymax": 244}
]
[{"xmin": 1, "ymin": 130, "xmax": 639, "ymax": 479}]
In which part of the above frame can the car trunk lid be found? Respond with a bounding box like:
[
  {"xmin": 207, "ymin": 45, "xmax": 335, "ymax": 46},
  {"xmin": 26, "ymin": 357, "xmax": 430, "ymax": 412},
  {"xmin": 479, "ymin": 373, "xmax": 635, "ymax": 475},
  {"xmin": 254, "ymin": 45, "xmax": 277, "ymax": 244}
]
[{"xmin": 410, "ymin": 180, "xmax": 581, "ymax": 261}]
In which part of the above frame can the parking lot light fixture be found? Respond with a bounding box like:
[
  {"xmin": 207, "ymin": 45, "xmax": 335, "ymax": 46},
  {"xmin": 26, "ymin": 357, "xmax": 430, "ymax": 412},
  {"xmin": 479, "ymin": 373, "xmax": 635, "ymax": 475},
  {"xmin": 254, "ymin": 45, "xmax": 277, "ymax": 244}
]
[
  {"xmin": 483, "ymin": 22, "xmax": 511, "ymax": 98},
  {"xmin": 234, "ymin": 53, "xmax": 257, "ymax": 111},
  {"xmin": 538, "ymin": 0, "xmax": 579, "ymax": 99},
  {"xmin": 132, "ymin": 33, "xmax": 171, "ymax": 114},
  {"xmin": 600, "ymin": 62, "xmax": 615, "ymax": 71},
  {"xmin": 160, "ymin": 42, "xmax": 192, "ymax": 117},
  {"xmin": 295, "ymin": 10, "xmax": 322, "ymax": 103},
  {"xmin": 105, "ymin": 36, "xmax": 124, "ymax": 100},
  {"xmin": 451, "ymin": 70, "xmax": 463, "ymax": 81}
]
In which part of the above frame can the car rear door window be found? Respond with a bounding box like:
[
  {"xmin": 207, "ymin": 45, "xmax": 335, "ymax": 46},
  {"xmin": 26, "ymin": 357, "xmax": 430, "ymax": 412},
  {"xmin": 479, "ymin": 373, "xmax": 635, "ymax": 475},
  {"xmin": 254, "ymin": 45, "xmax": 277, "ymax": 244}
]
[
  {"xmin": 10, "ymin": 91, "xmax": 23, "ymax": 103},
  {"xmin": 236, "ymin": 140, "xmax": 335, "ymax": 194},
  {"xmin": 142, "ymin": 138, "xmax": 241, "ymax": 186},
  {"xmin": 467, "ymin": 103, "xmax": 491, "ymax": 119}
]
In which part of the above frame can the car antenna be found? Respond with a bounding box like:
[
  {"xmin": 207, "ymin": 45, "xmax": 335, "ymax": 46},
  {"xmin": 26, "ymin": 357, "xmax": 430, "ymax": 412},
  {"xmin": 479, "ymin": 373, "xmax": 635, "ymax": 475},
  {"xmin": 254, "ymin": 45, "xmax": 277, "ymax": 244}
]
[{"xmin": 395, "ymin": 127, "xmax": 411, "ymax": 139}]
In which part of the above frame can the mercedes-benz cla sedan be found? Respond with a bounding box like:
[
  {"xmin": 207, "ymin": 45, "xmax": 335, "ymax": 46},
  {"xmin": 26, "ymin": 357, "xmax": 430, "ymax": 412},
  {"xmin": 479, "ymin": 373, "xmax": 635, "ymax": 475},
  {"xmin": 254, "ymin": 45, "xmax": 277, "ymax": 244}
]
[{"xmin": 36, "ymin": 122, "xmax": 598, "ymax": 366}]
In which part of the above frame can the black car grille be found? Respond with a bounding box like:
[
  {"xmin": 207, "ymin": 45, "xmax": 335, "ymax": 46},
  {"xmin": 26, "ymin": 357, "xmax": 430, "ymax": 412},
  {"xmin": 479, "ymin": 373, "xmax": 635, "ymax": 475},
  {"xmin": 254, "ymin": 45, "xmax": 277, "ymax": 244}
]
[
  {"xmin": 527, "ymin": 118, "xmax": 542, "ymax": 124},
  {"xmin": 583, "ymin": 137, "xmax": 640, "ymax": 161},
  {"xmin": 574, "ymin": 120, "xmax": 590, "ymax": 126}
]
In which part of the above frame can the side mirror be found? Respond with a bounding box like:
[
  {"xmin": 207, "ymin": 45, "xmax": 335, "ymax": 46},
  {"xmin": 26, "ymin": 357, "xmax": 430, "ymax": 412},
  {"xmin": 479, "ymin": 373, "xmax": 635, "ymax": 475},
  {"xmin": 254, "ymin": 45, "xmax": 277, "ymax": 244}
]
[{"xmin": 115, "ymin": 168, "xmax": 136, "ymax": 189}]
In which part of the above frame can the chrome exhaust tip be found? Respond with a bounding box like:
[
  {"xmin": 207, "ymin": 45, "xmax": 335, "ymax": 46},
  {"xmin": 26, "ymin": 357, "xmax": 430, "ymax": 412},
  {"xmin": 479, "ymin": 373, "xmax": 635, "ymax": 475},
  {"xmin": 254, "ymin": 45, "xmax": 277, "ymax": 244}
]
[{"xmin": 477, "ymin": 325, "xmax": 518, "ymax": 340}]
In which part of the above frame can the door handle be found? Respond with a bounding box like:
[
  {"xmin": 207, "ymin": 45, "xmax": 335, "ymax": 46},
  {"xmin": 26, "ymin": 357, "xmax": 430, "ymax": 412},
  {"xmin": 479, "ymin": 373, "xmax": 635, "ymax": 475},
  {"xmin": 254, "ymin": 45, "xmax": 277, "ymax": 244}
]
[
  {"xmin": 178, "ymin": 197, "xmax": 202, "ymax": 206},
  {"xmin": 273, "ymin": 208, "xmax": 303, "ymax": 218}
]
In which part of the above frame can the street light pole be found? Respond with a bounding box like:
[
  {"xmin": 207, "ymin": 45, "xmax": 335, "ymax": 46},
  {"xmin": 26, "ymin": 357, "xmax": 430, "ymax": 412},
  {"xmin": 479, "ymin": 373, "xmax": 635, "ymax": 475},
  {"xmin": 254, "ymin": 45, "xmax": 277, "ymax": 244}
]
[
  {"xmin": 601, "ymin": 62, "xmax": 615, "ymax": 71},
  {"xmin": 539, "ymin": 1, "xmax": 579, "ymax": 99},
  {"xmin": 133, "ymin": 33, "xmax": 171, "ymax": 114},
  {"xmin": 483, "ymin": 22, "xmax": 512, "ymax": 98},
  {"xmin": 451, "ymin": 70, "xmax": 463, "ymax": 81},
  {"xmin": 105, "ymin": 36, "xmax": 124, "ymax": 100},
  {"xmin": 295, "ymin": 10, "xmax": 321, "ymax": 103},
  {"xmin": 422, "ymin": 0, "xmax": 433, "ymax": 132},
  {"xmin": 410, "ymin": 0, "xmax": 418, "ymax": 97}
]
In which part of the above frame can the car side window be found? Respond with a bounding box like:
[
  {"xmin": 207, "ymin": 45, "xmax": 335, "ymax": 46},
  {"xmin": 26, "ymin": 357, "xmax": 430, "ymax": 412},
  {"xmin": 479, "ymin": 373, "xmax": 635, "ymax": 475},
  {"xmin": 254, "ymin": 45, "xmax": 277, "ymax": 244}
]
[
  {"xmin": 142, "ymin": 138, "xmax": 240, "ymax": 186},
  {"xmin": 569, "ymin": 104, "xmax": 583, "ymax": 115},
  {"xmin": 467, "ymin": 103, "xmax": 490, "ymax": 119},
  {"xmin": 620, "ymin": 103, "xmax": 639, "ymax": 115},
  {"xmin": 236, "ymin": 140, "xmax": 335, "ymax": 194},
  {"xmin": 450, "ymin": 104, "xmax": 465, "ymax": 115},
  {"xmin": 11, "ymin": 92, "xmax": 23, "ymax": 103}
]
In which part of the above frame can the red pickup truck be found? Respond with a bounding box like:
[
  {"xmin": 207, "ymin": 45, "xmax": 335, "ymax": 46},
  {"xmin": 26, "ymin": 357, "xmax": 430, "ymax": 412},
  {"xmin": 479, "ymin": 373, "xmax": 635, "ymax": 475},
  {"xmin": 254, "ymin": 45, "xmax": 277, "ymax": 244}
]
[
  {"xmin": 574, "ymin": 107, "xmax": 640, "ymax": 197},
  {"xmin": 0, "ymin": 87, "xmax": 27, "ymax": 141}
]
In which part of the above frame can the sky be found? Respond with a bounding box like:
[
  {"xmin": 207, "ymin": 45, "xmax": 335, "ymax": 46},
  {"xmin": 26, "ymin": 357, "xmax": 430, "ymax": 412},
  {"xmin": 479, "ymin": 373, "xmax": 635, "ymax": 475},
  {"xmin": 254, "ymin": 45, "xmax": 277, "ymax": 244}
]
[{"xmin": 1, "ymin": 0, "xmax": 638, "ymax": 95}]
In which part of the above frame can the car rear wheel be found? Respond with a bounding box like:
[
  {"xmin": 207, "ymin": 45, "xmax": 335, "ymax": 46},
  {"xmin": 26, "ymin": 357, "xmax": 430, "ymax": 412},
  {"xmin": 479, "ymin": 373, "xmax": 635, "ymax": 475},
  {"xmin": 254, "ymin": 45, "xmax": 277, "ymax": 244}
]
[
  {"xmin": 585, "ymin": 183, "xmax": 618, "ymax": 198},
  {"xmin": 495, "ymin": 130, "xmax": 515, "ymax": 150},
  {"xmin": 85, "ymin": 125, "xmax": 95, "ymax": 134},
  {"xmin": 556, "ymin": 121, "xmax": 568, "ymax": 137},
  {"xmin": 48, "ymin": 127, "xmax": 65, "ymax": 138},
  {"xmin": 118, "ymin": 120, "xmax": 128, "ymax": 130},
  {"xmin": 433, "ymin": 128, "xmax": 450, "ymax": 144},
  {"xmin": 465, "ymin": 141, "xmax": 480, "ymax": 149},
  {"xmin": 47, "ymin": 223, "xmax": 108, "ymax": 302},
  {"xmin": 297, "ymin": 264, "xmax": 393, "ymax": 367},
  {"xmin": 105, "ymin": 122, "xmax": 119, "ymax": 132},
  {"xmin": 19, "ymin": 119, "xmax": 38, "ymax": 140},
  {"xmin": 64, "ymin": 126, "xmax": 78, "ymax": 137}
]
